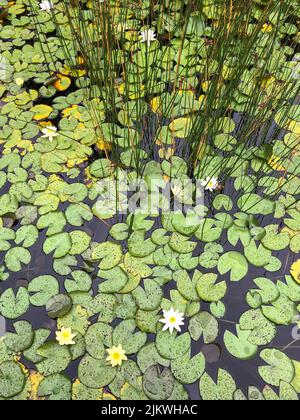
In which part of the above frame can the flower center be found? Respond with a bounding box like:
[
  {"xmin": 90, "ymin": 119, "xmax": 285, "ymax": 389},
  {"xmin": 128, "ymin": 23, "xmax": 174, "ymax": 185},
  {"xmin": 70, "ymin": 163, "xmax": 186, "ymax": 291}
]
[
  {"xmin": 62, "ymin": 332, "xmax": 70, "ymax": 339},
  {"xmin": 113, "ymin": 352, "xmax": 121, "ymax": 360},
  {"xmin": 169, "ymin": 316, "xmax": 177, "ymax": 324}
]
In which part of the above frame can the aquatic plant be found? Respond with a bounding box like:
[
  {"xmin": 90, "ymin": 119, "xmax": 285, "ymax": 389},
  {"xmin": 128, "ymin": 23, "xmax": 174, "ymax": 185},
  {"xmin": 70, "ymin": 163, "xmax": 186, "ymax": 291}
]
[{"xmin": 0, "ymin": 0, "xmax": 299, "ymax": 400}]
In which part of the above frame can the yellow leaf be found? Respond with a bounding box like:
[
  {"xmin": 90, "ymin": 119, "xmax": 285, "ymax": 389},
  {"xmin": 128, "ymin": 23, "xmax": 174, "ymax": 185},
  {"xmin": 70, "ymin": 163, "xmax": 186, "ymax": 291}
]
[
  {"xmin": 53, "ymin": 74, "xmax": 72, "ymax": 92},
  {"xmin": 268, "ymin": 155, "xmax": 285, "ymax": 171},
  {"xmin": 67, "ymin": 157, "xmax": 88, "ymax": 168},
  {"xmin": 62, "ymin": 105, "xmax": 81, "ymax": 119},
  {"xmin": 289, "ymin": 120, "xmax": 300, "ymax": 135},
  {"xmin": 96, "ymin": 138, "xmax": 112, "ymax": 152},
  {"xmin": 291, "ymin": 361, "xmax": 300, "ymax": 393},
  {"xmin": 150, "ymin": 96, "xmax": 161, "ymax": 113},
  {"xmin": 281, "ymin": 227, "xmax": 300, "ymax": 238},
  {"xmin": 290, "ymin": 259, "xmax": 300, "ymax": 284},
  {"xmin": 103, "ymin": 392, "xmax": 117, "ymax": 400},
  {"xmin": 261, "ymin": 23, "xmax": 273, "ymax": 33},
  {"xmin": 169, "ymin": 117, "xmax": 192, "ymax": 139},
  {"xmin": 29, "ymin": 371, "xmax": 45, "ymax": 401},
  {"xmin": 31, "ymin": 104, "xmax": 53, "ymax": 121}
]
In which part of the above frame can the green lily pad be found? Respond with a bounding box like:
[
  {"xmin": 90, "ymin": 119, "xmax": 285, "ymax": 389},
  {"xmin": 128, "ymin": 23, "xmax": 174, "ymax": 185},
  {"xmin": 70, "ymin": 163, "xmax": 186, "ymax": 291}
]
[
  {"xmin": 38, "ymin": 374, "xmax": 72, "ymax": 401},
  {"xmin": 5, "ymin": 247, "xmax": 31, "ymax": 272},
  {"xmin": 224, "ymin": 326, "xmax": 258, "ymax": 360},
  {"xmin": 218, "ymin": 252, "xmax": 248, "ymax": 281},
  {"xmin": 196, "ymin": 273, "xmax": 227, "ymax": 302},
  {"xmin": 15, "ymin": 225, "xmax": 39, "ymax": 248},
  {"xmin": 98, "ymin": 267, "xmax": 128, "ymax": 293},
  {"xmin": 132, "ymin": 279, "xmax": 163, "ymax": 310},
  {"xmin": 244, "ymin": 239, "xmax": 272, "ymax": 267},
  {"xmin": 239, "ymin": 310, "xmax": 276, "ymax": 346},
  {"xmin": 28, "ymin": 275, "xmax": 59, "ymax": 306},
  {"xmin": 65, "ymin": 271, "xmax": 92, "ymax": 293},
  {"xmin": 188, "ymin": 311, "xmax": 219, "ymax": 343},
  {"xmin": 143, "ymin": 365, "xmax": 175, "ymax": 400},
  {"xmin": 0, "ymin": 288, "xmax": 29, "ymax": 319},
  {"xmin": 113, "ymin": 320, "xmax": 147, "ymax": 355},
  {"xmin": 171, "ymin": 351, "xmax": 205, "ymax": 384},
  {"xmin": 261, "ymin": 224, "xmax": 290, "ymax": 251},
  {"xmin": 85, "ymin": 322, "xmax": 113, "ymax": 359},
  {"xmin": 43, "ymin": 233, "xmax": 72, "ymax": 258},
  {"xmin": 3, "ymin": 320, "xmax": 33, "ymax": 353},
  {"xmin": 0, "ymin": 361, "xmax": 26, "ymax": 399},
  {"xmin": 78, "ymin": 355, "xmax": 116, "ymax": 388},
  {"xmin": 156, "ymin": 330, "xmax": 191, "ymax": 360},
  {"xmin": 92, "ymin": 242, "xmax": 122, "ymax": 270},
  {"xmin": 199, "ymin": 369, "xmax": 236, "ymax": 401},
  {"xmin": 36, "ymin": 341, "xmax": 72, "ymax": 376},
  {"xmin": 258, "ymin": 349, "xmax": 295, "ymax": 386}
]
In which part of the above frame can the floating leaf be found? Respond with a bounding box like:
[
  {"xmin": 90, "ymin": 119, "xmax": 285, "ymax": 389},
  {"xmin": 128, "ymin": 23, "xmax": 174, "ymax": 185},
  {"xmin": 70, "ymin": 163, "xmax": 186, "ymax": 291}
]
[
  {"xmin": 98, "ymin": 267, "xmax": 128, "ymax": 293},
  {"xmin": 38, "ymin": 374, "xmax": 72, "ymax": 401},
  {"xmin": 78, "ymin": 355, "xmax": 116, "ymax": 388},
  {"xmin": 92, "ymin": 242, "xmax": 122, "ymax": 270},
  {"xmin": 36, "ymin": 341, "xmax": 71, "ymax": 377},
  {"xmin": 15, "ymin": 225, "xmax": 39, "ymax": 248},
  {"xmin": 46, "ymin": 294, "xmax": 72, "ymax": 319},
  {"xmin": 199, "ymin": 369, "xmax": 236, "ymax": 401},
  {"xmin": 224, "ymin": 326, "xmax": 258, "ymax": 360},
  {"xmin": 244, "ymin": 239, "xmax": 272, "ymax": 267},
  {"xmin": 3, "ymin": 321, "xmax": 33, "ymax": 353},
  {"xmin": 218, "ymin": 252, "xmax": 248, "ymax": 281},
  {"xmin": 258, "ymin": 349, "xmax": 295, "ymax": 386},
  {"xmin": 132, "ymin": 279, "xmax": 163, "ymax": 310},
  {"xmin": 143, "ymin": 365, "xmax": 175, "ymax": 400},
  {"xmin": 156, "ymin": 330, "xmax": 191, "ymax": 360},
  {"xmin": 113, "ymin": 320, "xmax": 147, "ymax": 355},
  {"xmin": 5, "ymin": 247, "xmax": 31, "ymax": 272},
  {"xmin": 0, "ymin": 361, "xmax": 26, "ymax": 399},
  {"xmin": 28, "ymin": 276, "xmax": 59, "ymax": 307},
  {"xmin": 0, "ymin": 288, "xmax": 29, "ymax": 320},
  {"xmin": 239, "ymin": 310, "xmax": 276, "ymax": 346},
  {"xmin": 196, "ymin": 273, "xmax": 227, "ymax": 302},
  {"xmin": 188, "ymin": 312, "xmax": 219, "ymax": 343},
  {"xmin": 171, "ymin": 352, "xmax": 205, "ymax": 384},
  {"xmin": 43, "ymin": 233, "xmax": 72, "ymax": 259}
]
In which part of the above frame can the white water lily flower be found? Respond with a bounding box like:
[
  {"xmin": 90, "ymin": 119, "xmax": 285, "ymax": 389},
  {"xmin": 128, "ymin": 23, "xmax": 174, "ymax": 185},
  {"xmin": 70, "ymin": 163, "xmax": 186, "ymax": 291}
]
[
  {"xmin": 39, "ymin": 1, "xmax": 53, "ymax": 11},
  {"xmin": 40, "ymin": 125, "xmax": 59, "ymax": 142},
  {"xmin": 171, "ymin": 183, "xmax": 185, "ymax": 201},
  {"xmin": 140, "ymin": 29, "xmax": 157, "ymax": 47},
  {"xmin": 159, "ymin": 307, "xmax": 184, "ymax": 334},
  {"xmin": 201, "ymin": 176, "xmax": 219, "ymax": 192}
]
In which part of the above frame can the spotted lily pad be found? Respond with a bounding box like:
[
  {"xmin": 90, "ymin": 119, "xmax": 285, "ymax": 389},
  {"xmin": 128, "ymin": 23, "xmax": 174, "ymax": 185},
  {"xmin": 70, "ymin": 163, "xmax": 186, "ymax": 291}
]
[
  {"xmin": 258, "ymin": 349, "xmax": 295, "ymax": 386},
  {"xmin": 199, "ymin": 369, "xmax": 236, "ymax": 401}
]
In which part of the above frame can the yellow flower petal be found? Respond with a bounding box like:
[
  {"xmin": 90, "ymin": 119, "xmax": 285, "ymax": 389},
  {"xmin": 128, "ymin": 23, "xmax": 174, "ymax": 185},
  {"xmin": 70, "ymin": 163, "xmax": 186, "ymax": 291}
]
[
  {"xmin": 56, "ymin": 327, "xmax": 77, "ymax": 346},
  {"xmin": 106, "ymin": 345, "xmax": 127, "ymax": 367}
]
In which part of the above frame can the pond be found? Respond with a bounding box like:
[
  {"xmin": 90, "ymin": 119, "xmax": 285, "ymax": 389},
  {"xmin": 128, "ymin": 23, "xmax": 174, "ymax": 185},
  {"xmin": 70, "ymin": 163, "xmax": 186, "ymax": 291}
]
[{"xmin": 0, "ymin": 0, "xmax": 300, "ymax": 401}]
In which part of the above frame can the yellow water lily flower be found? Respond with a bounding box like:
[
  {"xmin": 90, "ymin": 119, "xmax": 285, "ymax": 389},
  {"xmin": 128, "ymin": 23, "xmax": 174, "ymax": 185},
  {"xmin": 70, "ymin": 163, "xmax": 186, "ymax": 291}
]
[
  {"xmin": 290, "ymin": 260, "xmax": 300, "ymax": 284},
  {"xmin": 56, "ymin": 327, "xmax": 77, "ymax": 346},
  {"xmin": 106, "ymin": 345, "xmax": 127, "ymax": 367}
]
